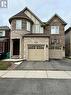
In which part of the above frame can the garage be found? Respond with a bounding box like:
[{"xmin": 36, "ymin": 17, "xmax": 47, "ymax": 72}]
[
  {"xmin": 28, "ymin": 45, "xmax": 44, "ymax": 61},
  {"xmin": 24, "ymin": 37, "xmax": 49, "ymax": 61}
]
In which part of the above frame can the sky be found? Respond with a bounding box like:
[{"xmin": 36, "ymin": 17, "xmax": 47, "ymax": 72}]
[{"xmin": 0, "ymin": 0, "xmax": 71, "ymax": 30}]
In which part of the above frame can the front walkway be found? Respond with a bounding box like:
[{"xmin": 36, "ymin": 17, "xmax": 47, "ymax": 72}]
[{"xmin": 0, "ymin": 70, "xmax": 71, "ymax": 79}]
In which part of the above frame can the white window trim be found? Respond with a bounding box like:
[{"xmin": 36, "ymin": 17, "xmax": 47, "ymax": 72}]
[
  {"xmin": 27, "ymin": 21, "xmax": 31, "ymax": 31},
  {"xmin": 51, "ymin": 26, "xmax": 59, "ymax": 34},
  {"xmin": 33, "ymin": 24, "xmax": 40, "ymax": 33},
  {"xmin": 16, "ymin": 20, "xmax": 22, "ymax": 29},
  {"xmin": 0, "ymin": 31, "xmax": 5, "ymax": 36}
]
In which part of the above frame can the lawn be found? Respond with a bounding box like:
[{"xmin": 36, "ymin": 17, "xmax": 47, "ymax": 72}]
[{"xmin": 0, "ymin": 61, "xmax": 12, "ymax": 70}]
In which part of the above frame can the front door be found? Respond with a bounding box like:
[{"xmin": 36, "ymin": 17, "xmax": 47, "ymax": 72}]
[{"xmin": 13, "ymin": 39, "xmax": 20, "ymax": 55}]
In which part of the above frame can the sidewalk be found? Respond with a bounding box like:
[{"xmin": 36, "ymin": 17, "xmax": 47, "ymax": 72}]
[{"xmin": 0, "ymin": 70, "xmax": 71, "ymax": 79}]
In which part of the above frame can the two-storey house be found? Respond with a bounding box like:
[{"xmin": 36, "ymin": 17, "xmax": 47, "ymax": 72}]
[{"xmin": 9, "ymin": 7, "xmax": 67, "ymax": 61}]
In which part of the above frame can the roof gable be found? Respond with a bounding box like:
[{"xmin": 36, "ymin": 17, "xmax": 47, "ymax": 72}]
[
  {"xmin": 23, "ymin": 7, "xmax": 42, "ymax": 23},
  {"xmin": 46, "ymin": 14, "xmax": 67, "ymax": 26},
  {"xmin": 9, "ymin": 8, "xmax": 33, "ymax": 24},
  {"xmin": 9, "ymin": 7, "xmax": 42, "ymax": 24}
]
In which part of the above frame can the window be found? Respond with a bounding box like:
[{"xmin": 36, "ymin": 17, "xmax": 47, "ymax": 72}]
[
  {"xmin": 51, "ymin": 26, "xmax": 59, "ymax": 34},
  {"xmin": 16, "ymin": 20, "xmax": 22, "ymax": 29},
  {"xmin": 51, "ymin": 39, "xmax": 59, "ymax": 44},
  {"xmin": 22, "ymin": 20, "xmax": 26, "ymax": 29},
  {"xmin": 33, "ymin": 25, "xmax": 40, "ymax": 33},
  {"xmin": 28, "ymin": 45, "xmax": 44, "ymax": 49},
  {"xmin": 0, "ymin": 31, "xmax": 5, "ymax": 36},
  {"xmin": 27, "ymin": 21, "xmax": 31, "ymax": 31},
  {"xmin": 0, "ymin": 32, "xmax": 3, "ymax": 36},
  {"xmin": 36, "ymin": 25, "xmax": 40, "ymax": 33},
  {"xmin": 50, "ymin": 45, "xmax": 61, "ymax": 49},
  {"xmin": 16, "ymin": 20, "xmax": 31, "ymax": 31}
]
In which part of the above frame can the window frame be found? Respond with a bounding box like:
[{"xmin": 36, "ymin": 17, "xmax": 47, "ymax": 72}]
[
  {"xmin": 22, "ymin": 20, "xmax": 26, "ymax": 29},
  {"xmin": 27, "ymin": 21, "xmax": 31, "ymax": 31},
  {"xmin": 51, "ymin": 26, "xmax": 59, "ymax": 34},
  {"xmin": 16, "ymin": 19, "xmax": 31, "ymax": 31},
  {"xmin": 16, "ymin": 20, "xmax": 22, "ymax": 30},
  {"xmin": 35, "ymin": 24, "xmax": 40, "ymax": 33},
  {"xmin": 0, "ymin": 31, "xmax": 5, "ymax": 37}
]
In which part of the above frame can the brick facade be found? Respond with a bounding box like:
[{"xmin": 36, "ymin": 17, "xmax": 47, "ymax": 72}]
[
  {"xmin": 44, "ymin": 15, "xmax": 66, "ymax": 59},
  {"xmin": 44, "ymin": 16, "xmax": 65, "ymax": 48}
]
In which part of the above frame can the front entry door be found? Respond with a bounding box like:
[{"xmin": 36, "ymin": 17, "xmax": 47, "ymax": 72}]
[{"xmin": 13, "ymin": 39, "xmax": 20, "ymax": 55}]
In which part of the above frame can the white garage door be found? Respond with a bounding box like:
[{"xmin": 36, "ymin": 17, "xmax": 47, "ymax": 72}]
[{"xmin": 28, "ymin": 45, "xmax": 44, "ymax": 61}]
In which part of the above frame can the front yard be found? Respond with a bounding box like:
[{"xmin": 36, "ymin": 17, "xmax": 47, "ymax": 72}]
[{"xmin": 0, "ymin": 61, "xmax": 12, "ymax": 70}]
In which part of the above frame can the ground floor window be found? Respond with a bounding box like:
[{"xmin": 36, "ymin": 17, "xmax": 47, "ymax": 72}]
[
  {"xmin": 50, "ymin": 45, "xmax": 61, "ymax": 49},
  {"xmin": 28, "ymin": 44, "xmax": 44, "ymax": 49}
]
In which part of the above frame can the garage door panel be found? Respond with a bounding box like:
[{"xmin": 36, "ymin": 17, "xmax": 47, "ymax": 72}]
[{"xmin": 28, "ymin": 49, "xmax": 44, "ymax": 61}]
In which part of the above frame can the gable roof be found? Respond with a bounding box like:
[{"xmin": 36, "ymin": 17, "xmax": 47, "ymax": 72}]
[
  {"xmin": 9, "ymin": 9, "xmax": 33, "ymax": 24},
  {"xmin": 23, "ymin": 7, "xmax": 42, "ymax": 23},
  {"xmin": 45, "ymin": 14, "xmax": 67, "ymax": 26},
  {"xmin": 9, "ymin": 7, "xmax": 42, "ymax": 24},
  {"xmin": 65, "ymin": 27, "xmax": 71, "ymax": 34}
]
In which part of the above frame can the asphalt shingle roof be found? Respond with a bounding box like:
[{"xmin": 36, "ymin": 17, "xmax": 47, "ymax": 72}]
[{"xmin": 0, "ymin": 26, "xmax": 10, "ymax": 30}]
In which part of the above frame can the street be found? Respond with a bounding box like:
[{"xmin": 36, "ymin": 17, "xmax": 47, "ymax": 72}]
[{"xmin": 0, "ymin": 78, "xmax": 71, "ymax": 95}]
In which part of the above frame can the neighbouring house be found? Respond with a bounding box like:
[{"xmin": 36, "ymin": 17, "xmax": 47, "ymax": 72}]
[
  {"xmin": 0, "ymin": 26, "xmax": 10, "ymax": 58},
  {"xmin": 9, "ymin": 7, "xmax": 67, "ymax": 61},
  {"xmin": 65, "ymin": 27, "xmax": 71, "ymax": 58}
]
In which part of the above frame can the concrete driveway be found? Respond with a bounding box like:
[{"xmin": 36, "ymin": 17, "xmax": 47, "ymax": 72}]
[
  {"xmin": 0, "ymin": 78, "xmax": 71, "ymax": 95},
  {"xmin": 16, "ymin": 59, "xmax": 71, "ymax": 71}
]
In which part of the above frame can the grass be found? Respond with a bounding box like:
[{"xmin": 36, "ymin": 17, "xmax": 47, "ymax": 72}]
[{"xmin": 0, "ymin": 61, "xmax": 12, "ymax": 70}]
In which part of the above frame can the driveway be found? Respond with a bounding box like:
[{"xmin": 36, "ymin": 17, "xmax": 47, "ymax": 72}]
[
  {"xmin": 0, "ymin": 78, "xmax": 71, "ymax": 95},
  {"xmin": 16, "ymin": 59, "xmax": 71, "ymax": 71}
]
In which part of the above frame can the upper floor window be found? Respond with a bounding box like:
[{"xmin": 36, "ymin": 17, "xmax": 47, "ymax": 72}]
[
  {"xmin": 33, "ymin": 24, "xmax": 40, "ymax": 33},
  {"xmin": 22, "ymin": 20, "xmax": 26, "ymax": 29},
  {"xmin": 0, "ymin": 31, "xmax": 5, "ymax": 37},
  {"xmin": 16, "ymin": 20, "xmax": 22, "ymax": 29},
  {"xmin": 35, "ymin": 25, "xmax": 40, "ymax": 33},
  {"xmin": 27, "ymin": 21, "xmax": 31, "ymax": 31},
  {"xmin": 51, "ymin": 26, "xmax": 59, "ymax": 34},
  {"xmin": 16, "ymin": 20, "xmax": 31, "ymax": 31}
]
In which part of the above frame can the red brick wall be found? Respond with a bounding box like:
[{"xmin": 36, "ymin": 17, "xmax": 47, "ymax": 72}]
[{"xmin": 44, "ymin": 16, "xmax": 65, "ymax": 49}]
